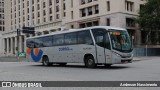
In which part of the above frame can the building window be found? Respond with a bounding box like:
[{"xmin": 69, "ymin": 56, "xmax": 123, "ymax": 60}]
[
  {"xmin": 107, "ymin": 1, "xmax": 110, "ymax": 11},
  {"xmin": 23, "ymin": 17, "xmax": 25, "ymax": 21},
  {"xmin": 28, "ymin": 15, "xmax": 29, "ymax": 20},
  {"xmin": 71, "ymin": 0, "xmax": 73, "ymax": 8},
  {"xmin": 56, "ymin": 14, "xmax": 60, "ymax": 19},
  {"xmin": 43, "ymin": 10, "xmax": 46, "ymax": 16},
  {"xmin": 125, "ymin": 1, "xmax": 134, "ymax": 11},
  {"xmin": 86, "ymin": 22, "xmax": 92, "ymax": 27},
  {"xmin": 126, "ymin": 18, "xmax": 135, "ymax": 27},
  {"xmin": 71, "ymin": 11, "xmax": 73, "ymax": 19},
  {"xmin": 49, "ymin": 0, "xmax": 52, "ymax": 5},
  {"xmin": 106, "ymin": 18, "xmax": 110, "ymax": 26},
  {"xmin": 56, "ymin": 0, "xmax": 59, "ymax": 3},
  {"xmin": 43, "ymin": 2, "xmax": 46, "ymax": 8},
  {"xmin": 27, "ymin": 8, "xmax": 29, "ymax": 13},
  {"xmin": 38, "ymin": 19, "xmax": 40, "ymax": 23},
  {"xmin": 63, "ymin": 3, "xmax": 66, "ymax": 10},
  {"xmin": 32, "ymin": 13, "xmax": 34, "ymax": 19},
  {"xmin": 140, "ymin": 4, "xmax": 144, "ymax": 10},
  {"xmin": 88, "ymin": 0, "xmax": 92, "ymax": 3},
  {"xmin": 81, "ymin": 8, "xmax": 86, "ymax": 17},
  {"xmin": 32, "ymin": 6, "xmax": 34, "ymax": 12},
  {"xmin": 37, "ymin": 4, "xmax": 40, "ymax": 10},
  {"xmin": 27, "ymin": 1, "xmax": 29, "ymax": 6},
  {"xmin": 19, "ymin": 12, "xmax": 20, "ymax": 16},
  {"xmin": 88, "ymin": 7, "xmax": 92, "ymax": 16},
  {"xmin": 95, "ymin": 5, "xmax": 99, "ymax": 14},
  {"xmin": 18, "ymin": 5, "xmax": 20, "ymax": 10},
  {"xmin": 50, "ymin": 8, "xmax": 52, "ymax": 14},
  {"xmin": 64, "ymin": 12, "xmax": 66, "ymax": 17},
  {"xmin": 71, "ymin": 25, "xmax": 74, "ymax": 29},
  {"xmin": 79, "ymin": 23, "xmax": 86, "ymax": 28},
  {"xmin": 23, "ymin": 3, "xmax": 24, "ymax": 8},
  {"xmin": 50, "ymin": 16, "xmax": 53, "ymax": 21},
  {"xmin": 23, "ymin": 10, "xmax": 25, "ymax": 15},
  {"xmin": 81, "ymin": 0, "xmax": 85, "ymax": 5},
  {"xmin": 32, "ymin": 0, "xmax": 34, "ymax": 4},
  {"xmin": 43, "ymin": 18, "xmax": 46, "ymax": 22},
  {"xmin": 93, "ymin": 21, "xmax": 99, "ymax": 26},
  {"xmin": 56, "ymin": 5, "xmax": 59, "ymax": 12},
  {"xmin": 38, "ymin": 12, "xmax": 40, "ymax": 17}
]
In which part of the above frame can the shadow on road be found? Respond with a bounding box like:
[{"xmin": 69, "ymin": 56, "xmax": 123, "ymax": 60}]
[{"xmin": 31, "ymin": 64, "xmax": 130, "ymax": 70}]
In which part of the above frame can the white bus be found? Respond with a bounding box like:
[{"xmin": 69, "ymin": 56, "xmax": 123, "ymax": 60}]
[{"xmin": 26, "ymin": 26, "xmax": 133, "ymax": 68}]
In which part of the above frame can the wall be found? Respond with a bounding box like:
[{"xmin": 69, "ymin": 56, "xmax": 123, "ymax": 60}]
[{"xmin": 133, "ymin": 48, "xmax": 160, "ymax": 57}]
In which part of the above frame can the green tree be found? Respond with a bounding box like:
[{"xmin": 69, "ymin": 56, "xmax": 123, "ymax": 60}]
[{"xmin": 137, "ymin": 0, "xmax": 160, "ymax": 44}]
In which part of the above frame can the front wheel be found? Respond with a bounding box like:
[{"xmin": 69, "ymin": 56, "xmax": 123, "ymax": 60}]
[
  {"xmin": 43, "ymin": 56, "xmax": 52, "ymax": 66},
  {"xmin": 85, "ymin": 56, "xmax": 96, "ymax": 68}
]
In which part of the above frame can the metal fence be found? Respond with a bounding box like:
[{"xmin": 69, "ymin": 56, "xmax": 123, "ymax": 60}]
[{"xmin": 133, "ymin": 48, "xmax": 160, "ymax": 57}]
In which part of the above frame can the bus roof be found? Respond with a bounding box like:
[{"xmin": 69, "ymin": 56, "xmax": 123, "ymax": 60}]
[{"xmin": 27, "ymin": 26, "xmax": 126, "ymax": 39}]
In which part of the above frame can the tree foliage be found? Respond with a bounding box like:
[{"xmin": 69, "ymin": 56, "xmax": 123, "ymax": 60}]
[
  {"xmin": 137, "ymin": 0, "xmax": 160, "ymax": 44},
  {"xmin": 137, "ymin": 0, "xmax": 160, "ymax": 31}
]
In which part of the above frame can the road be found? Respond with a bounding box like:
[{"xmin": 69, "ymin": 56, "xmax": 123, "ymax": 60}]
[
  {"xmin": 0, "ymin": 57, "xmax": 160, "ymax": 90},
  {"xmin": 0, "ymin": 57, "xmax": 160, "ymax": 81}
]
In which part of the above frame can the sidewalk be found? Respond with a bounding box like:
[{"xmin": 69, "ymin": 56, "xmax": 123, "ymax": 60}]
[
  {"xmin": 0, "ymin": 57, "xmax": 26, "ymax": 62},
  {"xmin": 133, "ymin": 56, "xmax": 160, "ymax": 61}
]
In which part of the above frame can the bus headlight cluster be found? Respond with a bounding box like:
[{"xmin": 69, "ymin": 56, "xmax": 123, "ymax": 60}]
[{"xmin": 113, "ymin": 51, "xmax": 121, "ymax": 57}]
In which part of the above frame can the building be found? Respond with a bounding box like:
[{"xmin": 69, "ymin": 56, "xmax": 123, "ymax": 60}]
[
  {"xmin": 0, "ymin": 0, "xmax": 146, "ymax": 57},
  {"xmin": 0, "ymin": 0, "xmax": 5, "ymax": 32}
]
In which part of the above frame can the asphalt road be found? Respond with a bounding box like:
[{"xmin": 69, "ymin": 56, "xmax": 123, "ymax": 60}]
[
  {"xmin": 0, "ymin": 57, "xmax": 160, "ymax": 90},
  {"xmin": 0, "ymin": 57, "xmax": 160, "ymax": 81}
]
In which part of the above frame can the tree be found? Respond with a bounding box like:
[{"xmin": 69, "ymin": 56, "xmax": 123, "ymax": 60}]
[{"xmin": 137, "ymin": 0, "xmax": 160, "ymax": 44}]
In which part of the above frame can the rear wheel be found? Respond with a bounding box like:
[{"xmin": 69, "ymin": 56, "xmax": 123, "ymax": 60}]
[
  {"xmin": 85, "ymin": 56, "xmax": 96, "ymax": 68},
  {"xmin": 43, "ymin": 56, "xmax": 52, "ymax": 66}
]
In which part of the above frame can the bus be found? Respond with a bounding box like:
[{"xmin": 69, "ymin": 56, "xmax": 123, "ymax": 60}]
[{"xmin": 26, "ymin": 26, "xmax": 133, "ymax": 68}]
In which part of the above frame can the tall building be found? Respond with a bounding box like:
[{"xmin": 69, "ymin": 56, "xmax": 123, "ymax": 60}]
[
  {"xmin": 0, "ymin": 0, "xmax": 146, "ymax": 56},
  {"xmin": 65, "ymin": 0, "xmax": 146, "ymax": 44}
]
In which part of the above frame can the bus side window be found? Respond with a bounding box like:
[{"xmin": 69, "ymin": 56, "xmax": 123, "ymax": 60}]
[
  {"xmin": 43, "ymin": 36, "xmax": 53, "ymax": 47},
  {"xmin": 92, "ymin": 28, "xmax": 111, "ymax": 49},
  {"xmin": 34, "ymin": 38, "xmax": 43, "ymax": 48},
  {"xmin": 53, "ymin": 34, "xmax": 64, "ymax": 46},
  {"xmin": 64, "ymin": 32, "xmax": 77, "ymax": 45},
  {"xmin": 77, "ymin": 30, "xmax": 93, "ymax": 45},
  {"xmin": 26, "ymin": 39, "xmax": 34, "ymax": 48}
]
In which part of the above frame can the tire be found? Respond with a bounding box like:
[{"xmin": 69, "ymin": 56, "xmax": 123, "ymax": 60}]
[
  {"xmin": 59, "ymin": 63, "xmax": 67, "ymax": 66},
  {"xmin": 85, "ymin": 56, "xmax": 96, "ymax": 68},
  {"xmin": 43, "ymin": 56, "xmax": 52, "ymax": 66}
]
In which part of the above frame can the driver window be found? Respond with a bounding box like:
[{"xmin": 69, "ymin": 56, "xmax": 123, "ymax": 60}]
[{"xmin": 92, "ymin": 28, "xmax": 111, "ymax": 49}]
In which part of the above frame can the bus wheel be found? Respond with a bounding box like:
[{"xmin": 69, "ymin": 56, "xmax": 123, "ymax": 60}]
[
  {"xmin": 85, "ymin": 56, "xmax": 96, "ymax": 68},
  {"xmin": 43, "ymin": 56, "xmax": 52, "ymax": 66}
]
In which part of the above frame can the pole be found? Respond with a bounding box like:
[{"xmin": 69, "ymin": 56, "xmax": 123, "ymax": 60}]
[
  {"xmin": 145, "ymin": 31, "xmax": 150, "ymax": 56},
  {"xmin": 17, "ymin": 29, "xmax": 21, "ymax": 60},
  {"xmin": 146, "ymin": 44, "xmax": 147, "ymax": 56}
]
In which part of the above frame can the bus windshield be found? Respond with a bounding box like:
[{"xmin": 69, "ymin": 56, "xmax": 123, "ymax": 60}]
[{"xmin": 109, "ymin": 29, "xmax": 132, "ymax": 53}]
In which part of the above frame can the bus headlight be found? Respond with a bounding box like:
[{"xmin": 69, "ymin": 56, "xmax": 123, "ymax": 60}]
[{"xmin": 113, "ymin": 51, "xmax": 121, "ymax": 57}]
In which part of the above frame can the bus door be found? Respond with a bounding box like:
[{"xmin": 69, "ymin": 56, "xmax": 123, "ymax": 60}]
[{"xmin": 92, "ymin": 28, "xmax": 112, "ymax": 64}]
